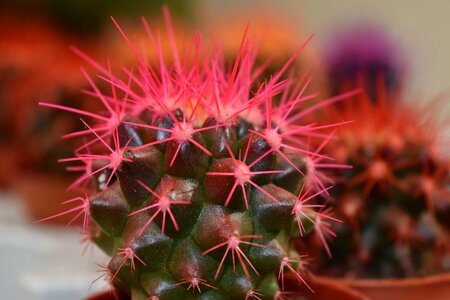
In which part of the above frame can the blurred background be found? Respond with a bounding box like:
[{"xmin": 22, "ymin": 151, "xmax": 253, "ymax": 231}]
[{"xmin": 0, "ymin": 1, "xmax": 449, "ymax": 299}]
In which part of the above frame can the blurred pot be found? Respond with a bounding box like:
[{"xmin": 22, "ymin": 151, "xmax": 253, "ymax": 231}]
[
  {"xmin": 314, "ymin": 272, "xmax": 450, "ymax": 300},
  {"xmin": 85, "ymin": 289, "xmax": 129, "ymax": 300},
  {"xmin": 84, "ymin": 275, "xmax": 367, "ymax": 300},
  {"xmin": 16, "ymin": 174, "xmax": 80, "ymax": 225},
  {"xmin": 0, "ymin": 146, "xmax": 21, "ymax": 189},
  {"xmin": 307, "ymin": 275, "xmax": 368, "ymax": 300}
]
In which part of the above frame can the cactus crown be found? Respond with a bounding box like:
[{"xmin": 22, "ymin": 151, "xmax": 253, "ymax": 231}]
[{"xmin": 41, "ymin": 13, "xmax": 352, "ymax": 299}]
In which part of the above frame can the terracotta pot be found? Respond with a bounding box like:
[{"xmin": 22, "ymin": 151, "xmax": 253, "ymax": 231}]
[
  {"xmin": 307, "ymin": 275, "xmax": 368, "ymax": 300},
  {"xmin": 15, "ymin": 174, "xmax": 81, "ymax": 225},
  {"xmin": 85, "ymin": 276, "xmax": 367, "ymax": 300},
  {"xmin": 85, "ymin": 290, "xmax": 129, "ymax": 300},
  {"xmin": 85, "ymin": 291, "xmax": 113, "ymax": 300},
  {"xmin": 260, "ymin": 273, "xmax": 367, "ymax": 300},
  {"xmin": 315, "ymin": 272, "xmax": 450, "ymax": 300},
  {"xmin": 0, "ymin": 146, "xmax": 21, "ymax": 189},
  {"xmin": 86, "ymin": 286, "xmax": 365, "ymax": 300}
]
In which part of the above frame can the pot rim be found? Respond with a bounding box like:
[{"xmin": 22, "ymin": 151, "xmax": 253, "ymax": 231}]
[
  {"xmin": 314, "ymin": 271, "xmax": 450, "ymax": 288},
  {"xmin": 310, "ymin": 274, "xmax": 369, "ymax": 299}
]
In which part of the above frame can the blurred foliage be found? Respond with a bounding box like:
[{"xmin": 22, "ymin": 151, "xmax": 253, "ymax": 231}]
[
  {"xmin": 0, "ymin": 0, "xmax": 193, "ymax": 34},
  {"xmin": 44, "ymin": 0, "xmax": 193, "ymax": 34}
]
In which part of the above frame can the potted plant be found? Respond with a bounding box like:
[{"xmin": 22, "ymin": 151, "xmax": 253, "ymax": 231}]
[
  {"xmin": 298, "ymin": 26, "xmax": 450, "ymax": 298},
  {"xmin": 38, "ymin": 9, "xmax": 369, "ymax": 299}
]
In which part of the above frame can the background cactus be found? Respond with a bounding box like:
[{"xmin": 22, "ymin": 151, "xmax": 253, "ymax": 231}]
[
  {"xmin": 302, "ymin": 89, "xmax": 450, "ymax": 279},
  {"xmin": 298, "ymin": 27, "xmax": 450, "ymax": 279},
  {"xmin": 40, "ymin": 12, "xmax": 355, "ymax": 299},
  {"xmin": 0, "ymin": 11, "xmax": 89, "ymax": 187}
]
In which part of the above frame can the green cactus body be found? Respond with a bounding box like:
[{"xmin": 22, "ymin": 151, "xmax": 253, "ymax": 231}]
[{"xmin": 40, "ymin": 13, "xmax": 351, "ymax": 299}]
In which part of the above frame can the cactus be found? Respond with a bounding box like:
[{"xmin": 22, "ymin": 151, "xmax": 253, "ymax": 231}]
[
  {"xmin": 305, "ymin": 89, "xmax": 450, "ymax": 279},
  {"xmin": 40, "ymin": 13, "xmax": 354, "ymax": 299}
]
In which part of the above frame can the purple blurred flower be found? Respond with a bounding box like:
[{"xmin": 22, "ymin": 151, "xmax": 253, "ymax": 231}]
[{"xmin": 325, "ymin": 24, "xmax": 406, "ymax": 98}]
